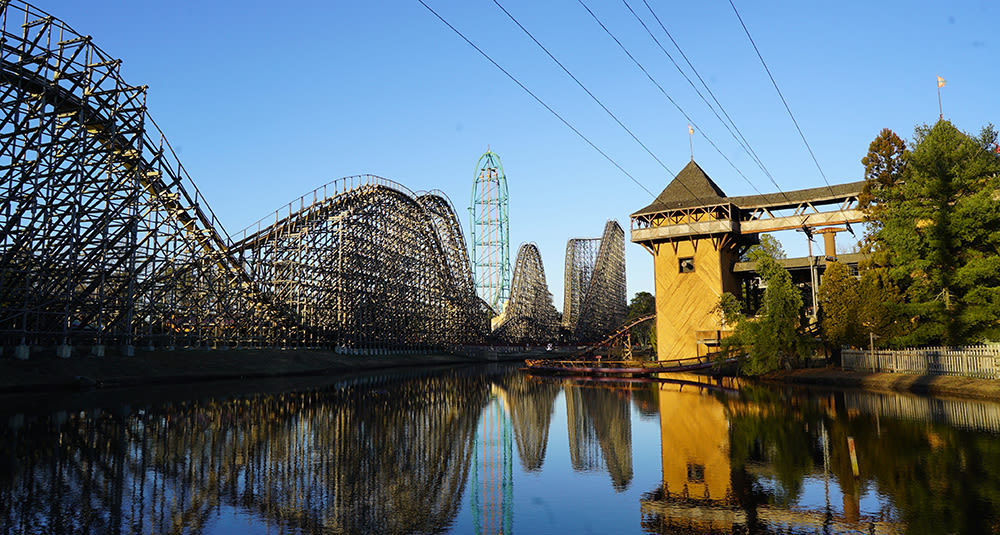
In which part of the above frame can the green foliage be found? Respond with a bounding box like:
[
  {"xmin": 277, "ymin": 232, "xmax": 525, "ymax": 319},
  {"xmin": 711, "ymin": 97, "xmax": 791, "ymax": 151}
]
[
  {"xmin": 856, "ymin": 267, "xmax": 904, "ymax": 346},
  {"xmin": 741, "ymin": 233, "xmax": 786, "ymax": 262},
  {"xmin": 722, "ymin": 256, "xmax": 814, "ymax": 375},
  {"xmin": 626, "ymin": 291, "xmax": 655, "ymax": 346},
  {"xmin": 865, "ymin": 120, "xmax": 1000, "ymax": 345},
  {"xmin": 860, "ymin": 128, "xmax": 909, "ymax": 260},
  {"xmin": 818, "ymin": 261, "xmax": 863, "ymax": 348},
  {"xmin": 860, "ymin": 128, "xmax": 909, "ymax": 211},
  {"xmin": 626, "ymin": 291, "xmax": 654, "ymax": 320},
  {"xmin": 714, "ymin": 292, "xmax": 743, "ymax": 328}
]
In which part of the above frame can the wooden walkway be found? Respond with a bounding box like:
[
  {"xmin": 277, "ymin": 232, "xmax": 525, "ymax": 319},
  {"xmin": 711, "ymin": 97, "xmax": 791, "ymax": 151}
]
[{"xmin": 525, "ymin": 356, "xmax": 734, "ymax": 375}]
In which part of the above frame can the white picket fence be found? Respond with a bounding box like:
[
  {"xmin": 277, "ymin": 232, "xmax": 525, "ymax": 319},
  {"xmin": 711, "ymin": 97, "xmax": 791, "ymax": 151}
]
[{"xmin": 842, "ymin": 345, "xmax": 1000, "ymax": 379}]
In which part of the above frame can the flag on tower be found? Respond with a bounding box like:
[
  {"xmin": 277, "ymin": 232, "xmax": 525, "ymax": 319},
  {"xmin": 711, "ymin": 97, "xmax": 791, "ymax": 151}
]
[
  {"xmin": 937, "ymin": 75, "xmax": 946, "ymax": 88},
  {"xmin": 688, "ymin": 124, "xmax": 694, "ymax": 135}
]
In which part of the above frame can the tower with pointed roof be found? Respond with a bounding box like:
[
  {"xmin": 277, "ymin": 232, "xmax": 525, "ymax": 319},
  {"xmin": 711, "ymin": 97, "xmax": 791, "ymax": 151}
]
[
  {"xmin": 630, "ymin": 161, "xmax": 745, "ymax": 360},
  {"xmin": 630, "ymin": 160, "xmax": 868, "ymax": 361}
]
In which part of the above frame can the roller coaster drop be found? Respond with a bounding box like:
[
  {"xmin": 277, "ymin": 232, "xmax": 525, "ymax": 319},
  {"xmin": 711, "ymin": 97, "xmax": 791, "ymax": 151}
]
[{"xmin": 0, "ymin": 1, "xmax": 625, "ymax": 356}]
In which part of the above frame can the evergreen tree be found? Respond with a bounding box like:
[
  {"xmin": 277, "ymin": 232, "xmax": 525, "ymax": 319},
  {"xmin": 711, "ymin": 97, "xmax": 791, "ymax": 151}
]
[
  {"xmin": 722, "ymin": 255, "xmax": 813, "ymax": 375},
  {"xmin": 860, "ymin": 128, "xmax": 909, "ymax": 215},
  {"xmin": 856, "ymin": 268, "xmax": 904, "ymax": 347},
  {"xmin": 867, "ymin": 120, "xmax": 1000, "ymax": 345},
  {"xmin": 817, "ymin": 261, "xmax": 862, "ymax": 350}
]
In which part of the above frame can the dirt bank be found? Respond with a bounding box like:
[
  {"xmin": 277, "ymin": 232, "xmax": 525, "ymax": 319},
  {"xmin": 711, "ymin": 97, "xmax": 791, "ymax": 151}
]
[
  {"xmin": 0, "ymin": 348, "xmax": 529, "ymax": 394},
  {"xmin": 763, "ymin": 367, "xmax": 1000, "ymax": 401}
]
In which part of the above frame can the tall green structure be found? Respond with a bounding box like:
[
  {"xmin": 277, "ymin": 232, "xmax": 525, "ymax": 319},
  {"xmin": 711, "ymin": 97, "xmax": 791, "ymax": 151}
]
[{"xmin": 469, "ymin": 151, "xmax": 511, "ymax": 314}]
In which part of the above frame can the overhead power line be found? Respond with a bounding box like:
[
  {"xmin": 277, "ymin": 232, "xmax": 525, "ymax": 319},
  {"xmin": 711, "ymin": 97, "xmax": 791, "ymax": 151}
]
[
  {"xmin": 576, "ymin": 0, "xmax": 770, "ymax": 199},
  {"xmin": 727, "ymin": 0, "xmax": 836, "ymax": 196},
  {"xmin": 631, "ymin": 0, "xmax": 781, "ymax": 193},
  {"xmin": 492, "ymin": 0, "xmax": 676, "ymax": 179},
  {"xmin": 416, "ymin": 0, "xmax": 655, "ymax": 198}
]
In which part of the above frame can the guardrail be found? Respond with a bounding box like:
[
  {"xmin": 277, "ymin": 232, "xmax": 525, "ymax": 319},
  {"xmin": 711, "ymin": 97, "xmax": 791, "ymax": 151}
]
[{"xmin": 843, "ymin": 345, "xmax": 1000, "ymax": 379}]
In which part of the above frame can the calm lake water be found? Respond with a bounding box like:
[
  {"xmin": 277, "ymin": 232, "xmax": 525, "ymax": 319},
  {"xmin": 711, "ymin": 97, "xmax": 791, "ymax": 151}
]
[{"xmin": 2, "ymin": 364, "xmax": 1000, "ymax": 534}]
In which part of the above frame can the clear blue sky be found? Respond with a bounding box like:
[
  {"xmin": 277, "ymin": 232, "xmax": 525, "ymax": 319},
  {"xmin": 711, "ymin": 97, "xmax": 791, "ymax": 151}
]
[{"xmin": 44, "ymin": 0, "xmax": 998, "ymax": 309}]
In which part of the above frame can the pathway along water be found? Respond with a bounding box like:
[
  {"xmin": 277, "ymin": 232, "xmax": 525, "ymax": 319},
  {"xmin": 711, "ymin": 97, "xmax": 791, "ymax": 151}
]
[{"xmin": 1, "ymin": 363, "xmax": 998, "ymax": 534}]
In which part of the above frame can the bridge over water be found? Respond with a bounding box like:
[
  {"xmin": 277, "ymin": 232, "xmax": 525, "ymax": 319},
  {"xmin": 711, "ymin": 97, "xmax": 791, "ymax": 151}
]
[{"xmin": 0, "ymin": 1, "xmax": 624, "ymax": 358}]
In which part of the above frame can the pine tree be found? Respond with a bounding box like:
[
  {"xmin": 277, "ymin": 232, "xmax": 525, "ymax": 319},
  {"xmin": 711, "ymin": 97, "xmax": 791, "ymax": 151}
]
[
  {"xmin": 722, "ymin": 255, "xmax": 813, "ymax": 375},
  {"xmin": 818, "ymin": 261, "xmax": 862, "ymax": 349},
  {"xmin": 867, "ymin": 121, "xmax": 1000, "ymax": 345}
]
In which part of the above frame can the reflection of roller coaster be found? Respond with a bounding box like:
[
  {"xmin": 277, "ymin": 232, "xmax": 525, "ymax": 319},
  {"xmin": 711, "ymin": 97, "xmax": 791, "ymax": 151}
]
[{"xmin": 0, "ymin": 1, "xmax": 624, "ymax": 355}]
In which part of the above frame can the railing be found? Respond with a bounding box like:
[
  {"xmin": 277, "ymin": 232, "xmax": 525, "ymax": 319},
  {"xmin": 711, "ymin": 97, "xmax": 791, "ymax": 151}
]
[{"xmin": 843, "ymin": 345, "xmax": 1000, "ymax": 379}]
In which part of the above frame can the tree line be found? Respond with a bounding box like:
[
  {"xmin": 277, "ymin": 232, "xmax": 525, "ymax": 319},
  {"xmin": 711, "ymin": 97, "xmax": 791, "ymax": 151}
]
[{"xmin": 720, "ymin": 119, "xmax": 1000, "ymax": 374}]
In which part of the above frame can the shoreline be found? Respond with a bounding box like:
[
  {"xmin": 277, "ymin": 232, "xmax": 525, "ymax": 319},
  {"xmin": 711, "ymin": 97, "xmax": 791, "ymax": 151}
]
[
  {"xmin": 1, "ymin": 350, "xmax": 998, "ymax": 403},
  {"xmin": 0, "ymin": 347, "xmax": 530, "ymax": 395},
  {"xmin": 761, "ymin": 367, "xmax": 1000, "ymax": 401}
]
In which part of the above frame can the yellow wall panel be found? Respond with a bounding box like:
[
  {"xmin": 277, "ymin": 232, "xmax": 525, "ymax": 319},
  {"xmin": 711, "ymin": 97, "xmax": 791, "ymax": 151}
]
[{"xmin": 652, "ymin": 239, "xmax": 738, "ymax": 360}]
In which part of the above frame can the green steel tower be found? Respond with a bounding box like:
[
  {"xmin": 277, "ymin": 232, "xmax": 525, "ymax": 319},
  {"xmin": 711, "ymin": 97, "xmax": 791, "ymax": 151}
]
[{"xmin": 469, "ymin": 151, "xmax": 511, "ymax": 314}]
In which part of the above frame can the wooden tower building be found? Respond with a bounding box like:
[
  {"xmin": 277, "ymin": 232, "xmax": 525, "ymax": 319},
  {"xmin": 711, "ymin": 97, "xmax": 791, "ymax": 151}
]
[{"xmin": 631, "ymin": 161, "xmax": 866, "ymax": 361}]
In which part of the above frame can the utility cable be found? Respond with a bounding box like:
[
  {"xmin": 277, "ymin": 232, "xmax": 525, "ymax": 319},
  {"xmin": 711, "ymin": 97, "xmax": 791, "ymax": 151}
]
[
  {"xmin": 577, "ymin": 0, "xmax": 768, "ymax": 199},
  {"xmin": 632, "ymin": 0, "xmax": 782, "ymax": 196},
  {"xmin": 417, "ymin": 0, "xmax": 656, "ymax": 197},
  {"xmin": 727, "ymin": 0, "xmax": 836, "ymax": 196},
  {"xmin": 493, "ymin": 0, "xmax": 676, "ymax": 180}
]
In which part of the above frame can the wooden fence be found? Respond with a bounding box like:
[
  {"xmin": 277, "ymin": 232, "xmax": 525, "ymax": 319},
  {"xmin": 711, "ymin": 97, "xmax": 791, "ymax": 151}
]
[{"xmin": 842, "ymin": 345, "xmax": 1000, "ymax": 379}]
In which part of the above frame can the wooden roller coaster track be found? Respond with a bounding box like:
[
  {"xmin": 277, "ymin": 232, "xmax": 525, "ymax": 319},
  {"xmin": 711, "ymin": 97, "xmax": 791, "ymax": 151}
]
[{"xmin": 572, "ymin": 313, "xmax": 655, "ymax": 358}]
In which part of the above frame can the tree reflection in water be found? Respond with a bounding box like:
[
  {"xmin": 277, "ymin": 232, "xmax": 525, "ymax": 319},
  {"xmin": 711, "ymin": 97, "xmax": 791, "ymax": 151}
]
[{"xmin": 642, "ymin": 378, "xmax": 1000, "ymax": 534}]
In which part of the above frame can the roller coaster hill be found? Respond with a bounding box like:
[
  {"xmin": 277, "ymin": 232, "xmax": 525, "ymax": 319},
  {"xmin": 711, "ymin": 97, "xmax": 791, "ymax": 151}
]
[{"xmin": 0, "ymin": 1, "xmax": 626, "ymax": 359}]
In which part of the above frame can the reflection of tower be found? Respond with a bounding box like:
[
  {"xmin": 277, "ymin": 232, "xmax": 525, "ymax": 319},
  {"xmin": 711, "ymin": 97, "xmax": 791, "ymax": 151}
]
[
  {"xmin": 469, "ymin": 150, "xmax": 511, "ymax": 314},
  {"xmin": 657, "ymin": 383, "xmax": 731, "ymax": 501},
  {"xmin": 472, "ymin": 392, "xmax": 513, "ymax": 535},
  {"xmin": 641, "ymin": 381, "xmax": 740, "ymax": 532}
]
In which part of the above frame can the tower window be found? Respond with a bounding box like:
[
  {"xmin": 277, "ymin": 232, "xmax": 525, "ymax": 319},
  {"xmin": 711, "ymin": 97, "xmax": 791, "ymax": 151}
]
[
  {"xmin": 679, "ymin": 257, "xmax": 695, "ymax": 273},
  {"xmin": 687, "ymin": 463, "xmax": 705, "ymax": 483}
]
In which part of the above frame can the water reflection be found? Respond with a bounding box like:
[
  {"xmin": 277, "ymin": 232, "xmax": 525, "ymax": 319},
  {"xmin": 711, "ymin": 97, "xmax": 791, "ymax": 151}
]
[
  {"xmin": 0, "ymin": 367, "xmax": 494, "ymax": 534},
  {"xmin": 641, "ymin": 378, "xmax": 1000, "ymax": 534},
  {"xmin": 565, "ymin": 382, "xmax": 633, "ymax": 490},
  {"xmin": 1, "ymin": 367, "xmax": 999, "ymax": 534},
  {"xmin": 498, "ymin": 375, "xmax": 560, "ymax": 472}
]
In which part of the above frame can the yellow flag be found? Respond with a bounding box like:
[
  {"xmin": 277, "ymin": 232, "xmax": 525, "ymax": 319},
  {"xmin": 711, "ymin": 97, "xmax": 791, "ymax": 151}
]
[
  {"xmin": 937, "ymin": 75, "xmax": 946, "ymax": 88},
  {"xmin": 687, "ymin": 124, "xmax": 694, "ymax": 135}
]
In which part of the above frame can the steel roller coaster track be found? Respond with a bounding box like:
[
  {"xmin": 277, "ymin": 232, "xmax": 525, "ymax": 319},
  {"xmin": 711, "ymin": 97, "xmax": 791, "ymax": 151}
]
[{"xmin": 0, "ymin": 1, "xmax": 623, "ymax": 355}]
